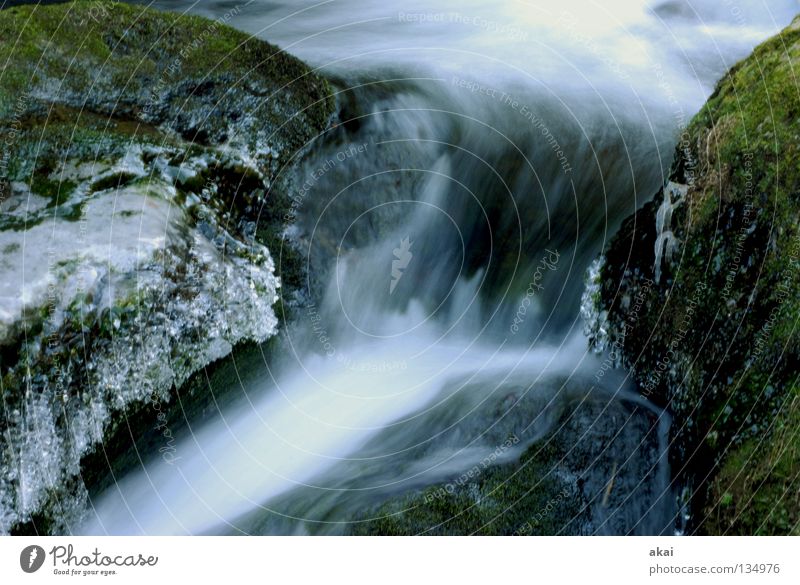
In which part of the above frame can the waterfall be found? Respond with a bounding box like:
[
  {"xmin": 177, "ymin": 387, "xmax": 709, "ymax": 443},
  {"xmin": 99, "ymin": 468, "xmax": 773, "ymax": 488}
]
[{"xmin": 80, "ymin": 0, "xmax": 799, "ymax": 535}]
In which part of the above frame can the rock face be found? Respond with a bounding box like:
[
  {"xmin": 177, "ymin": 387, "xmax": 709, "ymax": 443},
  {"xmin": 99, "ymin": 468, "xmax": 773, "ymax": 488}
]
[
  {"xmin": 0, "ymin": 1, "xmax": 333, "ymax": 533},
  {"xmin": 584, "ymin": 16, "xmax": 800, "ymax": 534}
]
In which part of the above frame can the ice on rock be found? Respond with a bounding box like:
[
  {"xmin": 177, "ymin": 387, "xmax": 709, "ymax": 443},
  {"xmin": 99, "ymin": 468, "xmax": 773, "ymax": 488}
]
[
  {"xmin": 653, "ymin": 181, "xmax": 686, "ymax": 283},
  {"xmin": 581, "ymin": 256, "xmax": 609, "ymax": 352},
  {"xmin": 115, "ymin": 144, "xmax": 147, "ymax": 177},
  {"xmin": 0, "ymin": 144, "xmax": 281, "ymax": 533}
]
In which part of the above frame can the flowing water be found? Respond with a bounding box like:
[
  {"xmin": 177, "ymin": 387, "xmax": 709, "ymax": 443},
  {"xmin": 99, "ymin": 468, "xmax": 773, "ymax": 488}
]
[{"xmin": 80, "ymin": 0, "xmax": 799, "ymax": 535}]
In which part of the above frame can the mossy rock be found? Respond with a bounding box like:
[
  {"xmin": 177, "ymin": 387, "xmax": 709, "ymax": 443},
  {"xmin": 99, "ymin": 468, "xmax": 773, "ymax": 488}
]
[
  {"xmin": 0, "ymin": 0, "xmax": 333, "ymax": 148},
  {"xmin": 351, "ymin": 441, "xmax": 584, "ymax": 536},
  {"xmin": 0, "ymin": 1, "xmax": 334, "ymax": 534},
  {"xmin": 701, "ymin": 384, "xmax": 799, "ymax": 535},
  {"xmin": 591, "ymin": 16, "xmax": 800, "ymax": 534},
  {"xmin": 1, "ymin": 1, "xmax": 334, "ymax": 290}
]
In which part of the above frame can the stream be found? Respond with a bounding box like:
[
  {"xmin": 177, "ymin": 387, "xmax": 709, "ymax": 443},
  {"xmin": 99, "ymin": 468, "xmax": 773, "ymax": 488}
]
[{"xmin": 80, "ymin": 0, "xmax": 798, "ymax": 535}]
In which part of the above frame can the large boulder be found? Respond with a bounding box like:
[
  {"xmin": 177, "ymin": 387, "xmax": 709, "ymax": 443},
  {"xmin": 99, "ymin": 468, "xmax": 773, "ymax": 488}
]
[
  {"xmin": 0, "ymin": 0, "xmax": 333, "ymax": 533},
  {"xmin": 584, "ymin": 16, "xmax": 800, "ymax": 534}
]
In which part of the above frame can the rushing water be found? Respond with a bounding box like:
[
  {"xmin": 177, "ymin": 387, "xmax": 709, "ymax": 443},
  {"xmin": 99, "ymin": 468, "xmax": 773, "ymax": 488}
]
[{"xmin": 80, "ymin": 0, "xmax": 799, "ymax": 535}]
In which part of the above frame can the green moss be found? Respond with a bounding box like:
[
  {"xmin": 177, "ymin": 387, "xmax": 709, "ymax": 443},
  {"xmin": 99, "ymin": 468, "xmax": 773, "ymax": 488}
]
[
  {"xmin": 0, "ymin": 1, "xmax": 334, "ymax": 146},
  {"xmin": 702, "ymin": 384, "xmax": 800, "ymax": 535},
  {"xmin": 90, "ymin": 171, "xmax": 137, "ymax": 193},
  {"xmin": 596, "ymin": 16, "xmax": 800, "ymax": 535},
  {"xmin": 352, "ymin": 441, "xmax": 584, "ymax": 536},
  {"xmin": 30, "ymin": 174, "xmax": 68, "ymax": 200}
]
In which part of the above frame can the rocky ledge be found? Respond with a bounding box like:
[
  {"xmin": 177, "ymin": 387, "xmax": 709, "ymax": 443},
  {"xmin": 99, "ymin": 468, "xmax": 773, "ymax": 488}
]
[
  {"xmin": 0, "ymin": 0, "xmax": 333, "ymax": 533},
  {"xmin": 583, "ymin": 16, "xmax": 800, "ymax": 534}
]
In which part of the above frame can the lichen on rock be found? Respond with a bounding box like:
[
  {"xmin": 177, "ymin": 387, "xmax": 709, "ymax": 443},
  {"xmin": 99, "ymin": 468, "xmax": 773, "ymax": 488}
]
[{"xmin": 0, "ymin": 0, "xmax": 334, "ymax": 533}]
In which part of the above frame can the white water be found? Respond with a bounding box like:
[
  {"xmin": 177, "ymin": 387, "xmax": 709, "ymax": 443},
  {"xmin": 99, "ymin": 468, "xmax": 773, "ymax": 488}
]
[{"xmin": 81, "ymin": 0, "xmax": 799, "ymax": 535}]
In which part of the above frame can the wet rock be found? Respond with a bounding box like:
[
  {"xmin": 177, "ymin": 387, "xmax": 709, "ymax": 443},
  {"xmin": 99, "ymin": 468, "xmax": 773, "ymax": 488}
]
[
  {"xmin": 351, "ymin": 391, "xmax": 671, "ymax": 535},
  {"xmin": 585, "ymin": 16, "xmax": 800, "ymax": 534},
  {"xmin": 0, "ymin": 1, "xmax": 334, "ymax": 533}
]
